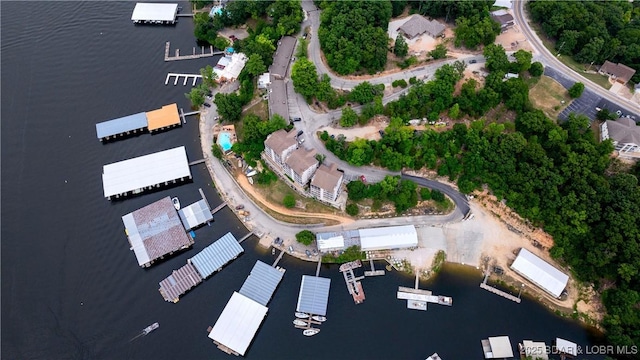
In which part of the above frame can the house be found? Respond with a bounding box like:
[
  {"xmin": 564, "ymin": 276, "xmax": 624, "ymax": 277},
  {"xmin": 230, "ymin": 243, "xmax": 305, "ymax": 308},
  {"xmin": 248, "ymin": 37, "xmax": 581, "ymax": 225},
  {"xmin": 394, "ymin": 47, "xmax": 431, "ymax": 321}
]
[
  {"xmin": 490, "ymin": 9, "xmax": 515, "ymax": 32},
  {"xmin": 600, "ymin": 117, "xmax": 640, "ymax": 158},
  {"xmin": 264, "ymin": 129, "xmax": 298, "ymax": 166},
  {"xmin": 269, "ymin": 36, "xmax": 296, "ymax": 79},
  {"xmin": 284, "ymin": 147, "xmax": 319, "ymax": 185},
  {"xmin": 212, "ymin": 52, "xmax": 248, "ymax": 82},
  {"xmin": 268, "ymin": 78, "xmax": 289, "ymax": 122},
  {"xmin": 258, "ymin": 73, "xmax": 271, "ymax": 89},
  {"xmin": 310, "ymin": 163, "xmax": 344, "ymax": 202},
  {"xmin": 599, "ymin": 61, "xmax": 636, "ymax": 85},
  {"xmin": 397, "ymin": 15, "xmax": 445, "ymax": 40}
]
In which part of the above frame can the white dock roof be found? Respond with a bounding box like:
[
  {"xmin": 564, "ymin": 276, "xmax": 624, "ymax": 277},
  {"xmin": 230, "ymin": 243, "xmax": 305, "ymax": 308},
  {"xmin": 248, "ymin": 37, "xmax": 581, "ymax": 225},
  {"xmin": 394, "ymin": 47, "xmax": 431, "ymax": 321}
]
[
  {"xmin": 102, "ymin": 146, "xmax": 191, "ymax": 198},
  {"xmin": 208, "ymin": 292, "xmax": 268, "ymax": 356},
  {"xmin": 521, "ymin": 340, "xmax": 549, "ymax": 360},
  {"xmin": 178, "ymin": 199, "xmax": 213, "ymax": 231},
  {"xmin": 316, "ymin": 235, "xmax": 345, "ymax": 252},
  {"xmin": 555, "ymin": 338, "xmax": 578, "ymax": 356},
  {"xmin": 359, "ymin": 225, "xmax": 418, "ymax": 251},
  {"xmin": 131, "ymin": 3, "xmax": 178, "ymax": 22},
  {"xmin": 486, "ymin": 336, "xmax": 514, "ymax": 358},
  {"xmin": 510, "ymin": 248, "xmax": 569, "ymax": 298},
  {"xmin": 296, "ymin": 275, "xmax": 331, "ymax": 316}
]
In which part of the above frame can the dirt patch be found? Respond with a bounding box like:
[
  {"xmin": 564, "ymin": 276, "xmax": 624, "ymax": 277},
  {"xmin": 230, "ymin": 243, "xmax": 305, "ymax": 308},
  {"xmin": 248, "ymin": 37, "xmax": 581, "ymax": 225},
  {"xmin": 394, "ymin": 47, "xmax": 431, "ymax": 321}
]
[
  {"xmin": 529, "ymin": 76, "xmax": 571, "ymax": 119},
  {"xmin": 483, "ymin": 104, "xmax": 518, "ymax": 125},
  {"xmin": 494, "ymin": 24, "xmax": 533, "ymax": 53}
]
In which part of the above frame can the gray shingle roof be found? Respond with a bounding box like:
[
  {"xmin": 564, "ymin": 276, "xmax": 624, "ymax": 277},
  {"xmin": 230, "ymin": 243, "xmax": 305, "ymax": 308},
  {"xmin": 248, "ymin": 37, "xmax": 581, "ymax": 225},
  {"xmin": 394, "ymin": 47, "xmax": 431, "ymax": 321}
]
[
  {"xmin": 239, "ymin": 260, "xmax": 285, "ymax": 306},
  {"xmin": 264, "ymin": 129, "xmax": 297, "ymax": 156},
  {"xmin": 311, "ymin": 163, "xmax": 343, "ymax": 192},
  {"xmin": 285, "ymin": 147, "xmax": 318, "ymax": 175},
  {"xmin": 600, "ymin": 61, "xmax": 637, "ymax": 83},
  {"xmin": 270, "ymin": 36, "xmax": 296, "ymax": 78},
  {"xmin": 606, "ymin": 118, "xmax": 640, "ymax": 145},
  {"xmin": 268, "ymin": 78, "xmax": 289, "ymax": 121},
  {"xmin": 397, "ymin": 15, "xmax": 445, "ymax": 38}
]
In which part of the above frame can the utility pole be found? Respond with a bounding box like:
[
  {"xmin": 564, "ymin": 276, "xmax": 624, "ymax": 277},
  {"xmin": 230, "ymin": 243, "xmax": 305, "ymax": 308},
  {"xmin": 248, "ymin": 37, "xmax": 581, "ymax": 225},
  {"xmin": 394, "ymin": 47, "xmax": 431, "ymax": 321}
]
[
  {"xmin": 518, "ymin": 283, "xmax": 525, "ymax": 299},
  {"xmin": 556, "ymin": 41, "xmax": 566, "ymax": 57}
]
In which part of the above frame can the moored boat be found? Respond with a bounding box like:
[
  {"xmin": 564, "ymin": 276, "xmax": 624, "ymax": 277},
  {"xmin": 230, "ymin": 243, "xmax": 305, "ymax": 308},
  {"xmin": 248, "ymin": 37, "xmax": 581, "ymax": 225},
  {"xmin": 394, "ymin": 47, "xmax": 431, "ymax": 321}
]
[
  {"xmin": 293, "ymin": 319, "xmax": 307, "ymax": 326},
  {"xmin": 142, "ymin": 322, "xmax": 159, "ymax": 335},
  {"xmin": 295, "ymin": 312, "xmax": 309, "ymax": 318},
  {"xmin": 303, "ymin": 328, "xmax": 320, "ymax": 336},
  {"xmin": 172, "ymin": 197, "xmax": 180, "ymax": 210},
  {"xmin": 311, "ymin": 315, "xmax": 327, "ymax": 322}
]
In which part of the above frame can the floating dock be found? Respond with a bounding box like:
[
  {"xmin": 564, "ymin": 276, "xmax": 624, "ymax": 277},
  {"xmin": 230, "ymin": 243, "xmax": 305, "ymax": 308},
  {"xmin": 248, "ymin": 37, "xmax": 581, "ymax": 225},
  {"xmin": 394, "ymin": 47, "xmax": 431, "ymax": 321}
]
[
  {"xmin": 480, "ymin": 272, "xmax": 521, "ymax": 303},
  {"xmin": 164, "ymin": 41, "xmax": 223, "ymax": 61},
  {"xmin": 95, "ymin": 103, "xmax": 181, "ymax": 142},
  {"xmin": 364, "ymin": 259, "xmax": 385, "ymax": 277},
  {"xmin": 339, "ymin": 260, "xmax": 365, "ymax": 304},
  {"xmin": 397, "ymin": 286, "xmax": 453, "ymax": 311}
]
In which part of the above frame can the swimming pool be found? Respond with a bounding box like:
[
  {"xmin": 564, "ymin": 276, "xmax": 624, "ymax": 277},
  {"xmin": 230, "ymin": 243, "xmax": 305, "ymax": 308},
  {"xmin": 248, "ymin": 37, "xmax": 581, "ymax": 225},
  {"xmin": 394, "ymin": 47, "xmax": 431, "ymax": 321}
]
[
  {"xmin": 209, "ymin": 6, "xmax": 223, "ymax": 17},
  {"xmin": 217, "ymin": 132, "xmax": 233, "ymax": 152}
]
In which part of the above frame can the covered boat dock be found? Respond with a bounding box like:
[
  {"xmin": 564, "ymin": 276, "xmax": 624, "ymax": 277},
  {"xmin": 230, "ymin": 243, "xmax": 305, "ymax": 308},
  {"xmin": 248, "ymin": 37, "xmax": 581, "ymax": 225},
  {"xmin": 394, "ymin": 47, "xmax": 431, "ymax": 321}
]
[
  {"xmin": 131, "ymin": 3, "xmax": 178, "ymax": 24},
  {"xmin": 95, "ymin": 112, "xmax": 148, "ymax": 141},
  {"xmin": 296, "ymin": 275, "xmax": 331, "ymax": 316},
  {"xmin": 178, "ymin": 199, "xmax": 213, "ymax": 231},
  {"xmin": 102, "ymin": 146, "xmax": 191, "ymax": 200},
  {"xmin": 238, "ymin": 260, "xmax": 285, "ymax": 306},
  {"xmin": 122, "ymin": 196, "xmax": 194, "ymax": 267},
  {"xmin": 146, "ymin": 103, "xmax": 181, "ymax": 132},
  {"xmin": 158, "ymin": 263, "xmax": 202, "ymax": 303}
]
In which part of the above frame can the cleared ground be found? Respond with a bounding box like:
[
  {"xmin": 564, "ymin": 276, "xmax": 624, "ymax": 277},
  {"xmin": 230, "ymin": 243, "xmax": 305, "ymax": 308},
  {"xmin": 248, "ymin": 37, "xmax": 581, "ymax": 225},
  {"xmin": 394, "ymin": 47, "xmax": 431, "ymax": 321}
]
[{"xmin": 529, "ymin": 75, "xmax": 571, "ymax": 119}]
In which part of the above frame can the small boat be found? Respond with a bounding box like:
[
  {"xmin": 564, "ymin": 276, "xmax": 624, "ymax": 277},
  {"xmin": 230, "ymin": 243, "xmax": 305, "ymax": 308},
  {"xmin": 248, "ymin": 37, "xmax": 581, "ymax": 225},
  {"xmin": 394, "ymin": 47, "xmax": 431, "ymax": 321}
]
[
  {"xmin": 142, "ymin": 322, "xmax": 159, "ymax": 335},
  {"xmin": 311, "ymin": 315, "xmax": 327, "ymax": 322},
  {"xmin": 172, "ymin": 197, "xmax": 180, "ymax": 210},
  {"xmin": 293, "ymin": 319, "xmax": 307, "ymax": 326},
  {"xmin": 295, "ymin": 312, "xmax": 309, "ymax": 319},
  {"xmin": 303, "ymin": 328, "xmax": 320, "ymax": 336}
]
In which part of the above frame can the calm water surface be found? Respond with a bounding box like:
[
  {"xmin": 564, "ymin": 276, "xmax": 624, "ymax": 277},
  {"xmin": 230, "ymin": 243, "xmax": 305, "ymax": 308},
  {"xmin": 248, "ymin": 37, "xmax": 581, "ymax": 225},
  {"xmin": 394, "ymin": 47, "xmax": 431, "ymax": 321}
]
[{"xmin": 2, "ymin": 2, "xmax": 605, "ymax": 359}]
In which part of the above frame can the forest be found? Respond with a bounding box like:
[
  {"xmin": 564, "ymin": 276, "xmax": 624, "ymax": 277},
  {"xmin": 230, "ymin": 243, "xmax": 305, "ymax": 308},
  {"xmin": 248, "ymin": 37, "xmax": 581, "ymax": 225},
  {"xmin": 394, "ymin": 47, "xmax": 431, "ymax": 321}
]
[
  {"xmin": 323, "ymin": 44, "xmax": 640, "ymax": 347},
  {"xmin": 528, "ymin": 0, "xmax": 640, "ymax": 83}
]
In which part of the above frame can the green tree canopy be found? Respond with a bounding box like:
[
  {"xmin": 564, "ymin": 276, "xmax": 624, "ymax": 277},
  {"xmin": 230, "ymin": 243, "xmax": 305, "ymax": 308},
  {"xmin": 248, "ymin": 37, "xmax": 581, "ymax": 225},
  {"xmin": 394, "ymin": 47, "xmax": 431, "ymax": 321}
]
[
  {"xmin": 245, "ymin": 54, "xmax": 267, "ymax": 77},
  {"xmin": 394, "ymin": 34, "xmax": 409, "ymax": 58},
  {"xmin": 295, "ymin": 230, "xmax": 315, "ymax": 245},
  {"xmin": 568, "ymin": 82, "xmax": 585, "ymax": 98},
  {"xmin": 291, "ymin": 58, "xmax": 319, "ymax": 101}
]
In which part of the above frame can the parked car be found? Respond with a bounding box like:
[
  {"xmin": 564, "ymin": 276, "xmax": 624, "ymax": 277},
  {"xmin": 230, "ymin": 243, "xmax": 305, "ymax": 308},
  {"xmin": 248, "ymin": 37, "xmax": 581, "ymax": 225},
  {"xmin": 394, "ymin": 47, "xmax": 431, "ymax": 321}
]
[
  {"xmin": 302, "ymin": 33, "xmax": 308, "ymax": 39},
  {"xmin": 305, "ymin": 250, "xmax": 312, "ymax": 257},
  {"xmin": 203, "ymin": 103, "xmax": 211, "ymax": 107},
  {"xmin": 274, "ymin": 237, "xmax": 283, "ymax": 245},
  {"xmin": 469, "ymin": 59, "xmax": 477, "ymax": 64},
  {"xmin": 297, "ymin": 130, "xmax": 304, "ymax": 137},
  {"xmin": 288, "ymin": 245, "xmax": 294, "ymax": 253},
  {"xmin": 292, "ymin": 117, "xmax": 302, "ymax": 122},
  {"xmin": 378, "ymin": 130, "xmax": 384, "ymax": 136},
  {"xmin": 298, "ymin": 137, "xmax": 305, "ymax": 145},
  {"xmin": 360, "ymin": 175, "xmax": 367, "ymax": 183},
  {"xmin": 235, "ymin": 204, "xmax": 244, "ymax": 210}
]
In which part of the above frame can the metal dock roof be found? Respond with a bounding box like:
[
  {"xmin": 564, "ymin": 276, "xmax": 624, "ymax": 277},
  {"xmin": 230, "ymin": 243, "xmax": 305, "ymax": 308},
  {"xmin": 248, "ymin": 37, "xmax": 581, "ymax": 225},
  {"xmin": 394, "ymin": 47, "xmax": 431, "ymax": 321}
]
[
  {"xmin": 238, "ymin": 261, "xmax": 285, "ymax": 306},
  {"xmin": 359, "ymin": 225, "xmax": 418, "ymax": 251},
  {"xmin": 102, "ymin": 146, "xmax": 191, "ymax": 199},
  {"xmin": 296, "ymin": 275, "xmax": 331, "ymax": 316},
  {"xmin": 146, "ymin": 103, "xmax": 180, "ymax": 131},
  {"xmin": 95, "ymin": 112, "xmax": 148, "ymax": 140},
  {"xmin": 510, "ymin": 248, "xmax": 569, "ymax": 298},
  {"xmin": 190, "ymin": 232, "xmax": 244, "ymax": 279},
  {"xmin": 159, "ymin": 262, "xmax": 203, "ymax": 302},
  {"xmin": 178, "ymin": 199, "xmax": 213, "ymax": 231},
  {"xmin": 121, "ymin": 196, "xmax": 193, "ymax": 267},
  {"xmin": 208, "ymin": 292, "xmax": 268, "ymax": 356},
  {"xmin": 131, "ymin": 3, "xmax": 178, "ymax": 22}
]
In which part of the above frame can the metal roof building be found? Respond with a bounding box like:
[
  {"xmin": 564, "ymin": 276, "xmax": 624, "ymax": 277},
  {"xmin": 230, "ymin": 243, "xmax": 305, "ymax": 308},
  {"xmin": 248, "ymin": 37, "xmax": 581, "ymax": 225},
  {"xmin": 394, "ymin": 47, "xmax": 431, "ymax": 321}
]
[
  {"xmin": 510, "ymin": 248, "xmax": 569, "ymax": 298},
  {"xmin": 158, "ymin": 262, "xmax": 203, "ymax": 303},
  {"xmin": 131, "ymin": 3, "xmax": 178, "ymax": 24},
  {"xmin": 95, "ymin": 112, "xmax": 148, "ymax": 141},
  {"xmin": 481, "ymin": 336, "xmax": 514, "ymax": 359},
  {"xmin": 316, "ymin": 234, "xmax": 345, "ymax": 253},
  {"xmin": 121, "ymin": 196, "xmax": 194, "ymax": 267},
  {"xmin": 520, "ymin": 340, "xmax": 548, "ymax": 360},
  {"xmin": 296, "ymin": 275, "xmax": 331, "ymax": 316},
  {"xmin": 358, "ymin": 225, "xmax": 418, "ymax": 251},
  {"xmin": 208, "ymin": 292, "xmax": 268, "ymax": 356},
  {"xmin": 178, "ymin": 199, "xmax": 213, "ymax": 231},
  {"xmin": 238, "ymin": 260, "xmax": 285, "ymax": 306},
  {"xmin": 145, "ymin": 103, "xmax": 181, "ymax": 132},
  {"xmin": 555, "ymin": 338, "xmax": 578, "ymax": 357},
  {"xmin": 190, "ymin": 232, "xmax": 244, "ymax": 279},
  {"xmin": 102, "ymin": 146, "xmax": 191, "ymax": 199}
]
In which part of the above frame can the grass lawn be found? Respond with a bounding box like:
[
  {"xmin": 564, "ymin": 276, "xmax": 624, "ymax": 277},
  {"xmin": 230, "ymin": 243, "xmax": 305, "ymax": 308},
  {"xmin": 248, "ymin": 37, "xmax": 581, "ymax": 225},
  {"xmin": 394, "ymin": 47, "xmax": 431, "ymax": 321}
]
[
  {"xmin": 529, "ymin": 75, "xmax": 571, "ymax": 119},
  {"xmin": 528, "ymin": 23, "xmax": 612, "ymax": 90},
  {"xmin": 254, "ymin": 177, "xmax": 343, "ymax": 219}
]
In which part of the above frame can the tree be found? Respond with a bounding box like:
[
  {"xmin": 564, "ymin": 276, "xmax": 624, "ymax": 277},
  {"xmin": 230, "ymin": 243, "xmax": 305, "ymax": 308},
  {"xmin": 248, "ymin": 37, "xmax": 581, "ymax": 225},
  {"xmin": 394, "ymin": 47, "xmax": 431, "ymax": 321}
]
[
  {"xmin": 200, "ymin": 65, "xmax": 218, "ymax": 88},
  {"xmin": 346, "ymin": 203, "xmax": 359, "ymax": 216},
  {"xmin": 291, "ymin": 58, "xmax": 318, "ymax": 101},
  {"xmin": 420, "ymin": 187, "xmax": 431, "ymax": 200},
  {"xmin": 211, "ymin": 144, "xmax": 224, "ymax": 159},
  {"xmin": 244, "ymin": 54, "xmax": 267, "ymax": 77},
  {"xmin": 349, "ymin": 82, "xmax": 382, "ymax": 104},
  {"xmin": 454, "ymin": 14, "xmax": 501, "ymax": 49},
  {"xmin": 185, "ymin": 85, "xmax": 206, "ymax": 108},
  {"xmin": 283, "ymin": 193, "xmax": 296, "ymax": 208},
  {"xmin": 483, "ymin": 44, "xmax": 510, "ymax": 73},
  {"xmin": 429, "ymin": 44, "xmax": 448, "ymax": 59},
  {"xmin": 529, "ymin": 62, "xmax": 544, "ymax": 77},
  {"xmin": 568, "ymin": 82, "xmax": 585, "ymax": 98},
  {"xmin": 295, "ymin": 230, "xmax": 315, "ymax": 245},
  {"xmin": 214, "ymin": 92, "xmax": 243, "ymax": 121},
  {"xmin": 340, "ymin": 107, "xmax": 358, "ymax": 127},
  {"xmin": 431, "ymin": 189, "xmax": 445, "ymax": 202},
  {"xmin": 512, "ymin": 50, "xmax": 533, "ymax": 73},
  {"xmin": 394, "ymin": 34, "xmax": 409, "ymax": 58},
  {"xmin": 214, "ymin": 36, "xmax": 230, "ymax": 51},
  {"xmin": 449, "ymin": 103, "xmax": 461, "ymax": 119}
]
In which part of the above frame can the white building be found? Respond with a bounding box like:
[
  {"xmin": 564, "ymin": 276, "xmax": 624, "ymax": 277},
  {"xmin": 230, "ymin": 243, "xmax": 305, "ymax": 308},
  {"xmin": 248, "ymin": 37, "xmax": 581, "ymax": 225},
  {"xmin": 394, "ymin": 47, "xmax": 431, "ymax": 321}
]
[
  {"xmin": 131, "ymin": 3, "xmax": 178, "ymax": 24},
  {"xmin": 284, "ymin": 148, "xmax": 319, "ymax": 185},
  {"xmin": 258, "ymin": 73, "xmax": 271, "ymax": 89},
  {"xmin": 359, "ymin": 225, "xmax": 418, "ymax": 252},
  {"xmin": 510, "ymin": 248, "xmax": 569, "ymax": 298},
  {"xmin": 264, "ymin": 129, "xmax": 298, "ymax": 166},
  {"xmin": 310, "ymin": 163, "xmax": 344, "ymax": 202},
  {"xmin": 481, "ymin": 336, "xmax": 514, "ymax": 359},
  {"xmin": 600, "ymin": 117, "xmax": 640, "ymax": 158},
  {"xmin": 213, "ymin": 52, "xmax": 248, "ymax": 82}
]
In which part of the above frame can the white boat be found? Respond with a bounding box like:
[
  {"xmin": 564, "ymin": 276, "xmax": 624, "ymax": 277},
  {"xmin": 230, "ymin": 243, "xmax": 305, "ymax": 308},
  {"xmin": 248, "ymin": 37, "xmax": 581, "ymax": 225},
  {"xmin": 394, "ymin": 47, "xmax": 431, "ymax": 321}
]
[
  {"xmin": 311, "ymin": 315, "xmax": 327, "ymax": 322},
  {"xmin": 142, "ymin": 322, "xmax": 159, "ymax": 335},
  {"xmin": 303, "ymin": 328, "xmax": 320, "ymax": 336},
  {"xmin": 172, "ymin": 197, "xmax": 180, "ymax": 210},
  {"xmin": 295, "ymin": 312, "xmax": 309, "ymax": 319},
  {"xmin": 293, "ymin": 319, "xmax": 307, "ymax": 326}
]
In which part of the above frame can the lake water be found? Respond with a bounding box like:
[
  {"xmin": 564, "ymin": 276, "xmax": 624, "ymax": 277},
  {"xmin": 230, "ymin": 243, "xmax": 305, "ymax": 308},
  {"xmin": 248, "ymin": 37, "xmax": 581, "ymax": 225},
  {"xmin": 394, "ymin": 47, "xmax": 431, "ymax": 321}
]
[{"xmin": 1, "ymin": 2, "xmax": 605, "ymax": 359}]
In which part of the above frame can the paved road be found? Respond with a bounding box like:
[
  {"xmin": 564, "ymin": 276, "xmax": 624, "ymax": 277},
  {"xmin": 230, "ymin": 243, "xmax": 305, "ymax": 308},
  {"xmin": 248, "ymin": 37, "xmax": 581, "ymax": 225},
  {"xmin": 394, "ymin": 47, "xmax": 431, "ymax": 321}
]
[
  {"xmin": 514, "ymin": 0, "xmax": 639, "ymax": 115},
  {"xmin": 401, "ymin": 174, "xmax": 470, "ymax": 216}
]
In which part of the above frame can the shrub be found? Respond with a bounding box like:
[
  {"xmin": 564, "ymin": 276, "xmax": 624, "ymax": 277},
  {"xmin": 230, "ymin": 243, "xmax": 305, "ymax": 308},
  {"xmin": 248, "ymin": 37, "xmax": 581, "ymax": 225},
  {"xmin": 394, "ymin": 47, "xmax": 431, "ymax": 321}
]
[
  {"xmin": 346, "ymin": 203, "xmax": 359, "ymax": 216},
  {"xmin": 529, "ymin": 61, "xmax": 544, "ymax": 77},
  {"xmin": 296, "ymin": 230, "xmax": 315, "ymax": 245},
  {"xmin": 392, "ymin": 79, "xmax": 408, "ymax": 88},
  {"xmin": 431, "ymin": 189, "xmax": 445, "ymax": 202},
  {"xmin": 568, "ymin": 82, "xmax": 585, "ymax": 98},
  {"xmin": 320, "ymin": 130, "xmax": 329, "ymax": 141},
  {"xmin": 409, "ymin": 76, "xmax": 418, "ymax": 85},
  {"xmin": 420, "ymin": 187, "xmax": 431, "ymax": 200},
  {"xmin": 283, "ymin": 193, "xmax": 296, "ymax": 208}
]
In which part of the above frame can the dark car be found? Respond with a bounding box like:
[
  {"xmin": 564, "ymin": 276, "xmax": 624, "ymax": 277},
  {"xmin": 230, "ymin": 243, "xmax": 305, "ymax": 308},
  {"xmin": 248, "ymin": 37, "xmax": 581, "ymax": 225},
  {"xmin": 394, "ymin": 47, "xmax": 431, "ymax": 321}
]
[
  {"xmin": 235, "ymin": 204, "xmax": 245, "ymax": 210},
  {"xmin": 469, "ymin": 59, "xmax": 477, "ymax": 64},
  {"xmin": 302, "ymin": 33, "xmax": 308, "ymax": 39},
  {"xmin": 292, "ymin": 117, "xmax": 302, "ymax": 122},
  {"xmin": 203, "ymin": 103, "xmax": 211, "ymax": 107},
  {"xmin": 274, "ymin": 237, "xmax": 283, "ymax": 245},
  {"xmin": 297, "ymin": 130, "xmax": 304, "ymax": 137}
]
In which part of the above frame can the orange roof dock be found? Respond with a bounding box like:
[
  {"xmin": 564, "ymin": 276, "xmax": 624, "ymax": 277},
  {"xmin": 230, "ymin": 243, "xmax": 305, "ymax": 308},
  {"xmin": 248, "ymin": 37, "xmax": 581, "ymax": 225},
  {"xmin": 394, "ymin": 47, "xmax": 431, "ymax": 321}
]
[{"xmin": 146, "ymin": 103, "xmax": 181, "ymax": 132}]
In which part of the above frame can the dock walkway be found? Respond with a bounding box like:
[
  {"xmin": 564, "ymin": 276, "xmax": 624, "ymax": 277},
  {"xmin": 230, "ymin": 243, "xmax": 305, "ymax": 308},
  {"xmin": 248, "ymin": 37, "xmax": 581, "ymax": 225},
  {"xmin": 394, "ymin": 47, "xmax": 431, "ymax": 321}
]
[
  {"xmin": 480, "ymin": 272, "xmax": 521, "ymax": 303},
  {"xmin": 165, "ymin": 73, "xmax": 202, "ymax": 86},
  {"xmin": 164, "ymin": 41, "xmax": 223, "ymax": 62},
  {"xmin": 339, "ymin": 260, "xmax": 365, "ymax": 304},
  {"xmin": 210, "ymin": 202, "xmax": 227, "ymax": 215},
  {"xmin": 238, "ymin": 232, "xmax": 254, "ymax": 244}
]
